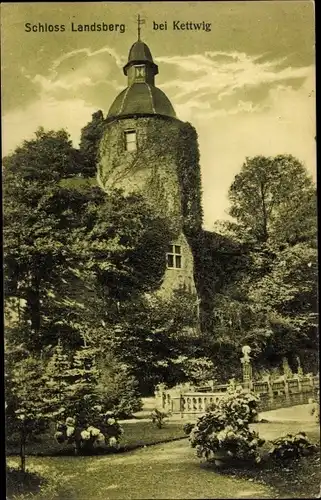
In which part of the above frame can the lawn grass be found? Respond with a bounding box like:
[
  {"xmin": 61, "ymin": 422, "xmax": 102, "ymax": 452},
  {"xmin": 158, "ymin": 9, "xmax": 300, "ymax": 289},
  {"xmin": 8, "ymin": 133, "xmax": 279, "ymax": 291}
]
[
  {"xmin": 6, "ymin": 420, "xmax": 186, "ymax": 457},
  {"xmin": 6, "ymin": 440, "xmax": 274, "ymax": 500},
  {"xmin": 6, "ymin": 418, "xmax": 320, "ymax": 499}
]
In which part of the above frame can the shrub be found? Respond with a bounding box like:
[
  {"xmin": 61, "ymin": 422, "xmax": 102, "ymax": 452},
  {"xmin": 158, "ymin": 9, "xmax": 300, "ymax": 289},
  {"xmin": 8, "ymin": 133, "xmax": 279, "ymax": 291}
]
[
  {"xmin": 45, "ymin": 344, "xmax": 124, "ymax": 454},
  {"xmin": 189, "ymin": 387, "xmax": 265, "ymax": 464},
  {"xmin": 6, "ymin": 348, "xmax": 51, "ymax": 472},
  {"xmin": 97, "ymin": 354, "xmax": 142, "ymax": 419},
  {"xmin": 54, "ymin": 410, "xmax": 123, "ymax": 454},
  {"xmin": 269, "ymin": 432, "xmax": 318, "ymax": 463},
  {"xmin": 150, "ymin": 408, "xmax": 169, "ymax": 429},
  {"xmin": 183, "ymin": 422, "xmax": 195, "ymax": 436}
]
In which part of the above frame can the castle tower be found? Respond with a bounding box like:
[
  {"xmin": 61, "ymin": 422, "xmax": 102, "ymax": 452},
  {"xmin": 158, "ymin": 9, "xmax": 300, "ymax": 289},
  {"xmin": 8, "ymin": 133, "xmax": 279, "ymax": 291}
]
[{"xmin": 97, "ymin": 35, "xmax": 202, "ymax": 305}]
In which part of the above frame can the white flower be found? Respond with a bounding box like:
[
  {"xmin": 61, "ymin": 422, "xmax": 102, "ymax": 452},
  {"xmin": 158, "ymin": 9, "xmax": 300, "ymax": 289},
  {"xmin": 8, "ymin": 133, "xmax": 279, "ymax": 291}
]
[
  {"xmin": 237, "ymin": 419, "xmax": 244, "ymax": 426},
  {"xmin": 243, "ymin": 404, "xmax": 250, "ymax": 413},
  {"xmin": 107, "ymin": 418, "xmax": 116, "ymax": 425},
  {"xmin": 109, "ymin": 436, "xmax": 118, "ymax": 446},
  {"xmin": 66, "ymin": 426, "xmax": 75, "ymax": 437},
  {"xmin": 81, "ymin": 430, "xmax": 90, "ymax": 440},
  {"xmin": 96, "ymin": 433, "xmax": 105, "ymax": 444},
  {"xmin": 88, "ymin": 426, "xmax": 100, "ymax": 437},
  {"xmin": 217, "ymin": 430, "xmax": 226, "ymax": 443}
]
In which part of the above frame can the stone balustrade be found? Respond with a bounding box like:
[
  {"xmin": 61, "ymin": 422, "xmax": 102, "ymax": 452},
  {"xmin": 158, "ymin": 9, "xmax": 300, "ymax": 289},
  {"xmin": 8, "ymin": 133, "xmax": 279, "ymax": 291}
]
[{"xmin": 155, "ymin": 374, "xmax": 319, "ymax": 417}]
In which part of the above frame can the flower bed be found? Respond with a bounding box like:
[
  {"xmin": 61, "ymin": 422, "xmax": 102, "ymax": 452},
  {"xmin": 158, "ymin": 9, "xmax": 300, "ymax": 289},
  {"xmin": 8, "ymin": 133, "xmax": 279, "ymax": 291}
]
[{"xmin": 6, "ymin": 420, "xmax": 186, "ymax": 456}]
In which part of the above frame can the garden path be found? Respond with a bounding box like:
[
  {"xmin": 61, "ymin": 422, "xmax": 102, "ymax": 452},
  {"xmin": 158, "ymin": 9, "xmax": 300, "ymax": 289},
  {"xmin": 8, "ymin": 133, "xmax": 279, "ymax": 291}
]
[{"xmin": 43, "ymin": 439, "xmax": 275, "ymax": 499}]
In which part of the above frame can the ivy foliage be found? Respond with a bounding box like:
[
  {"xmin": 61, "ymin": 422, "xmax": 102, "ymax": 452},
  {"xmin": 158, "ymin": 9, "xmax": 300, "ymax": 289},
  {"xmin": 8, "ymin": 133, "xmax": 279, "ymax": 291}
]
[
  {"xmin": 175, "ymin": 122, "xmax": 203, "ymax": 235},
  {"xmin": 79, "ymin": 110, "xmax": 105, "ymax": 177}
]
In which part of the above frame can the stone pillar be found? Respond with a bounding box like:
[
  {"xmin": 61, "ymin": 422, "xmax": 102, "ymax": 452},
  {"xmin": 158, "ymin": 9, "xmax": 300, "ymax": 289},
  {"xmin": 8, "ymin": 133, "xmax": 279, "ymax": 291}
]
[
  {"xmin": 155, "ymin": 383, "xmax": 167, "ymax": 410},
  {"xmin": 266, "ymin": 374, "xmax": 274, "ymax": 409},
  {"xmin": 296, "ymin": 356, "xmax": 304, "ymax": 378},
  {"xmin": 296, "ymin": 374, "xmax": 304, "ymax": 405},
  {"xmin": 241, "ymin": 345, "xmax": 253, "ymax": 392},
  {"xmin": 283, "ymin": 375, "xmax": 291, "ymax": 406}
]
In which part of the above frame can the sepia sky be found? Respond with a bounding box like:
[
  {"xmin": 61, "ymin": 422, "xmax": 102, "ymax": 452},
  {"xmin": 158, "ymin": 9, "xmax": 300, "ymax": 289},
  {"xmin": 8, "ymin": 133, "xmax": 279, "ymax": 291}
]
[{"xmin": 1, "ymin": 1, "xmax": 315, "ymax": 229}]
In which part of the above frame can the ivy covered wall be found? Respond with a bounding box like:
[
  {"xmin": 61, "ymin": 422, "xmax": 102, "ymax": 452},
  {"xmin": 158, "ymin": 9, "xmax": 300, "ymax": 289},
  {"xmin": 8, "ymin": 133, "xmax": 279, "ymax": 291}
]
[
  {"xmin": 97, "ymin": 115, "xmax": 202, "ymax": 305},
  {"xmin": 95, "ymin": 112, "xmax": 243, "ymax": 336}
]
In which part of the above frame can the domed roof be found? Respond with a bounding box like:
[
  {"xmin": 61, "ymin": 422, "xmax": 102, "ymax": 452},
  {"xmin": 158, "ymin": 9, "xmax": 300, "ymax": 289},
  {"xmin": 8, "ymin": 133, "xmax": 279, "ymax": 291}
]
[
  {"xmin": 128, "ymin": 41, "xmax": 154, "ymax": 63},
  {"xmin": 123, "ymin": 40, "xmax": 158, "ymax": 76},
  {"xmin": 107, "ymin": 83, "xmax": 176, "ymax": 120}
]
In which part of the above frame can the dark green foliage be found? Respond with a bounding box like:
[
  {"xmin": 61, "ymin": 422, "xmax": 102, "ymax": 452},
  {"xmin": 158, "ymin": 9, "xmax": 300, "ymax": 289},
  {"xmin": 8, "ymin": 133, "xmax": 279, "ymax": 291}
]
[
  {"xmin": 102, "ymin": 290, "xmax": 200, "ymax": 393},
  {"xmin": 44, "ymin": 343, "xmax": 124, "ymax": 454},
  {"xmin": 72, "ymin": 189, "xmax": 173, "ymax": 301},
  {"xmin": 4, "ymin": 128, "xmax": 174, "ymax": 350},
  {"xmin": 269, "ymin": 433, "xmax": 317, "ymax": 463},
  {"xmin": 150, "ymin": 408, "xmax": 169, "ymax": 429},
  {"xmin": 79, "ymin": 110, "xmax": 105, "ymax": 177},
  {"xmin": 3, "ymin": 129, "xmax": 104, "ymax": 349},
  {"xmin": 175, "ymin": 122, "xmax": 203, "ymax": 235},
  {"xmin": 96, "ymin": 353, "xmax": 142, "ymax": 419},
  {"xmin": 5, "ymin": 343, "xmax": 50, "ymax": 471},
  {"xmin": 183, "ymin": 422, "xmax": 195, "ymax": 436},
  {"xmin": 6, "ymin": 467, "xmax": 46, "ymax": 498},
  {"xmin": 192, "ymin": 230, "xmax": 252, "ymax": 336},
  {"xmin": 190, "ymin": 388, "xmax": 264, "ymax": 464},
  {"xmin": 227, "ymin": 154, "xmax": 317, "ymax": 246},
  {"xmin": 201, "ymin": 154, "xmax": 318, "ymax": 376}
]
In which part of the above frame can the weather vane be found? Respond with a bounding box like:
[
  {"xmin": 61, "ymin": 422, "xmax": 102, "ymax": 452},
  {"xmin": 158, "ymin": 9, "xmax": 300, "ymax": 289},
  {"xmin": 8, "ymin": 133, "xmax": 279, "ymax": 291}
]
[{"xmin": 137, "ymin": 14, "xmax": 145, "ymax": 41}]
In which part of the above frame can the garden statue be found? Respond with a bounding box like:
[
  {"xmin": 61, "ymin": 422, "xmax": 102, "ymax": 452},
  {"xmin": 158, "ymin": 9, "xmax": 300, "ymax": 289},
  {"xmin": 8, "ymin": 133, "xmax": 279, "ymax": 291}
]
[
  {"xmin": 296, "ymin": 356, "xmax": 304, "ymax": 378},
  {"xmin": 241, "ymin": 345, "xmax": 252, "ymax": 390}
]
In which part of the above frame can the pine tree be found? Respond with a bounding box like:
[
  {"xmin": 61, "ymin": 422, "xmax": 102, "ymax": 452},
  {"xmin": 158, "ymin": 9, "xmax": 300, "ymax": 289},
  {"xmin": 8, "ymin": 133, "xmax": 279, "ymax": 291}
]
[
  {"xmin": 43, "ymin": 341, "xmax": 73, "ymax": 420},
  {"xmin": 9, "ymin": 354, "xmax": 50, "ymax": 471},
  {"xmin": 66, "ymin": 344, "xmax": 101, "ymax": 422}
]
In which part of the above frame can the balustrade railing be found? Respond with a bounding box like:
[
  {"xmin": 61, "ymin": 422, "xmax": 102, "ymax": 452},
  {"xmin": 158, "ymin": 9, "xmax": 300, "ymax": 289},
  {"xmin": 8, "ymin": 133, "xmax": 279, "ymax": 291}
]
[{"xmin": 156, "ymin": 374, "xmax": 319, "ymax": 417}]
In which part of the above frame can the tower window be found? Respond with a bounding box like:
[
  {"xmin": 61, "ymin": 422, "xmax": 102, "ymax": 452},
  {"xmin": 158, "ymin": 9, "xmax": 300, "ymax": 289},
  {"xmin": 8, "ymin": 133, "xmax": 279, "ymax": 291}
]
[
  {"xmin": 124, "ymin": 130, "xmax": 137, "ymax": 151},
  {"xmin": 134, "ymin": 65, "xmax": 146, "ymax": 81},
  {"xmin": 166, "ymin": 244, "xmax": 182, "ymax": 269}
]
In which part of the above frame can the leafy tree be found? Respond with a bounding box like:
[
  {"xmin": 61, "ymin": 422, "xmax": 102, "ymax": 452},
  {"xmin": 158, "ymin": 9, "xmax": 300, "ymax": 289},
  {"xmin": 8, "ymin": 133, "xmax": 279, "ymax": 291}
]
[
  {"xmin": 6, "ymin": 345, "xmax": 49, "ymax": 471},
  {"xmin": 71, "ymin": 190, "xmax": 173, "ymax": 303},
  {"xmin": 249, "ymin": 242, "xmax": 318, "ymax": 369},
  {"xmin": 96, "ymin": 289, "xmax": 201, "ymax": 394},
  {"xmin": 208, "ymin": 154, "xmax": 318, "ymax": 376},
  {"xmin": 4, "ymin": 128, "xmax": 173, "ymax": 351},
  {"xmin": 227, "ymin": 154, "xmax": 316, "ymax": 246},
  {"xmin": 3, "ymin": 129, "xmax": 95, "ymax": 348},
  {"xmin": 79, "ymin": 110, "xmax": 105, "ymax": 177}
]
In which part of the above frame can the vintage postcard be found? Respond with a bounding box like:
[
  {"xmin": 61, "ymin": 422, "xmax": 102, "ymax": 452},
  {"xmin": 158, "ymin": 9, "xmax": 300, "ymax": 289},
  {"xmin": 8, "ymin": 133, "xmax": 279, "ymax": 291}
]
[{"xmin": 2, "ymin": 1, "xmax": 318, "ymax": 499}]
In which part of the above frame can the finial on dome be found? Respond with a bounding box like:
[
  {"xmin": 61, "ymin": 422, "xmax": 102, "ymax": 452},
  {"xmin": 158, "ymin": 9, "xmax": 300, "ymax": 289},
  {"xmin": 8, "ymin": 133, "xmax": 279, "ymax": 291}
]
[{"xmin": 137, "ymin": 14, "xmax": 145, "ymax": 41}]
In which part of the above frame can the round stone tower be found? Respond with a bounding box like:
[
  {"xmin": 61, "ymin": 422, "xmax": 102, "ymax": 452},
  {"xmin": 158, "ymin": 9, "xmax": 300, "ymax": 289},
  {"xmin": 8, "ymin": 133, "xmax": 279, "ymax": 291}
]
[{"xmin": 98, "ymin": 38, "xmax": 201, "ymax": 300}]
